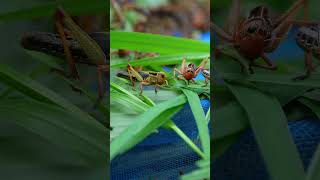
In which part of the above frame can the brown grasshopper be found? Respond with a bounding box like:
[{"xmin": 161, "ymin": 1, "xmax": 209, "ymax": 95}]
[
  {"xmin": 174, "ymin": 58, "xmax": 208, "ymax": 84},
  {"xmin": 123, "ymin": 64, "xmax": 168, "ymax": 95},
  {"xmin": 211, "ymin": 0, "xmax": 317, "ymax": 74},
  {"xmin": 21, "ymin": 7, "xmax": 108, "ymax": 106}
]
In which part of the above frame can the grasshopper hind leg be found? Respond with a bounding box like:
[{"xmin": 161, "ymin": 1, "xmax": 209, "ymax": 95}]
[
  {"xmin": 54, "ymin": 9, "xmax": 80, "ymax": 80},
  {"xmin": 94, "ymin": 65, "xmax": 109, "ymax": 108}
]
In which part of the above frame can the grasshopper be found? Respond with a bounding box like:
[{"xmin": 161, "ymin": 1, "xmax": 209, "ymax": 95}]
[
  {"xmin": 21, "ymin": 6, "xmax": 108, "ymax": 106},
  {"xmin": 122, "ymin": 64, "xmax": 169, "ymax": 95}
]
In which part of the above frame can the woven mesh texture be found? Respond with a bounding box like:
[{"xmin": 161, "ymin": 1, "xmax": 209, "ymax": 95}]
[
  {"xmin": 213, "ymin": 119, "xmax": 320, "ymax": 180},
  {"xmin": 111, "ymin": 99, "xmax": 210, "ymax": 180}
]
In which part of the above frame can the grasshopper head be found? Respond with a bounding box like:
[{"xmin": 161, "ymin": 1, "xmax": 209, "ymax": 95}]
[{"xmin": 158, "ymin": 72, "xmax": 166, "ymax": 79}]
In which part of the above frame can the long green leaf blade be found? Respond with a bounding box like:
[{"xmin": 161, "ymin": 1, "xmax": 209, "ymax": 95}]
[
  {"xmin": 110, "ymin": 95, "xmax": 187, "ymax": 160},
  {"xmin": 182, "ymin": 89, "xmax": 210, "ymax": 159},
  {"xmin": 110, "ymin": 31, "xmax": 210, "ymax": 54},
  {"xmin": 225, "ymin": 82, "xmax": 305, "ymax": 180}
]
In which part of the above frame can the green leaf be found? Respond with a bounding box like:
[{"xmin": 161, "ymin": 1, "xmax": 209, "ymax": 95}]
[
  {"xmin": 213, "ymin": 133, "xmax": 242, "ymax": 159},
  {"xmin": 212, "ymin": 101, "xmax": 249, "ymax": 140},
  {"xmin": 110, "ymin": 95, "xmax": 186, "ymax": 160},
  {"xmin": 111, "ymin": 82, "xmax": 150, "ymax": 111},
  {"xmin": 0, "ymin": 99, "xmax": 107, "ymax": 165},
  {"xmin": 221, "ymin": 72, "xmax": 320, "ymax": 88},
  {"xmin": 182, "ymin": 89, "xmax": 210, "ymax": 159},
  {"xmin": 0, "ymin": 64, "xmax": 106, "ymax": 131},
  {"xmin": 298, "ymin": 97, "xmax": 320, "ymax": 120},
  {"xmin": 164, "ymin": 121, "xmax": 205, "ymax": 159},
  {"xmin": 306, "ymin": 144, "xmax": 320, "ymax": 180},
  {"xmin": 180, "ymin": 159, "xmax": 210, "ymax": 180},
  {"xmin": 110, "ymin": 31, "xmax": 210, "ymax": 54},
  {"xmin": 225, "ymin": 82, "xmax": 305, "ymax": 180}
]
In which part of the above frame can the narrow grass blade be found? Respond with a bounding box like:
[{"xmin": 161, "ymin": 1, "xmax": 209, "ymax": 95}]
[
  {"xmin": 182, "ymin": 89, "xmax": 210, "ymax": 159},
  {"xmin": 306, "ymin": 144, "xmax": 320, "ymax": 180},
  {"xmin": 298, "ymin": 97, "xmax": 320, "ymax": 119},
  {"xmin": 110, "ymin": 95, "xmax": 187, "ymax": 160},
  {"xmin": 111, "ymin": 81, "xmax": 147, "ymax": 104},
  {"xmin": 180, "ymin": 159, "xmax": 210, "ymax": 180},
  {"xmin": 221, "ymin": 72, "xmax": 320, "ymax": 88},
  {"xmin": 213, "ymin": 101, "xmax": 249, "ymax": 140},
  {"xmin": 0, "ymin": 64, "xmax": 106, "ymax": 131},
  {"xmin": 0, "ymin": 99, "xmax": 107, "ymax": 164},
  {"xmin": 164, "ymin": 121, "xmax": 205, "ymax": 159},
  {"xmin": 225, "ymin": 82, "xmax": 305, "ymax": 180}
]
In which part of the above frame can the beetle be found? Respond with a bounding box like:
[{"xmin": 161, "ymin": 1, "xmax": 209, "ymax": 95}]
[{"xmin": 211, "ymin": 0, "xmax": 317, "ymax": 74}]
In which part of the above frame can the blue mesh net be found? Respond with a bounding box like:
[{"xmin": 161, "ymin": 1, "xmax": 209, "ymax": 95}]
[
  {"xmin": 213, "ymin": 119, "xmax": 320, "ymax": 180},
  {"xmin": 111, "ymin": 99, "xmax": 210, "ymax": 180}
]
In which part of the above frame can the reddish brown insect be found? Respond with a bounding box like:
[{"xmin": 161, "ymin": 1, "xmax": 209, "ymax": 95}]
[
  {"xmin": 211, "ymin": 0, "xmax": 317, "ymax": 74},
  {"xmin": 174, "ymin": 58, "xmax": 208, "ymax": 84}
]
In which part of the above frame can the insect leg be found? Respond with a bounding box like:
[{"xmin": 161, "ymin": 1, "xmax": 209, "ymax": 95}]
[
  {"xmin": 267, "ymin": 0, "xmax": 308, "ymax": 52},
  {"xmin": 140, "ymin": 81, "xmax": 150, "ymax": 95},
  {"xmin": 181, "ymin": 58, "xmax": 187, "ymax": 73},
  {"xmin": 252, "ymin": 54, "xmax": 277, "ymax": 70},
  {"xmin": 210, "ymin": 22, "xmax": 233, "ymax": 42},
  {"xmin": 274, "ymin": 0, "xmax": 307, "ymax": 27},
  {"xmin": 54, "ymin": 9, "xmax": 80, "ymax": 80},
  {"xmin": 293, "ymin": 51, "xmax": 314, "ymax": 80},
  {"xmin": 173, "ymin": 68, "xmax": 183, "ymax": 77},
  {"xmin": 194, "ymin": 58, "xmax": 209, "ymax": 77},
  {"xmin": 95, "ymin": 65, "xmax": 109, "ymax": 107}
]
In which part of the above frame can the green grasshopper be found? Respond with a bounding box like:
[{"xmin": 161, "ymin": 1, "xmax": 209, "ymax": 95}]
[
  {"xmin": 21, "ymin": 6, "xmax": 108, "ymax": 106},
  {"xmin": 124, "ymin": 64, "xmax": 169, "ymax": 95}
]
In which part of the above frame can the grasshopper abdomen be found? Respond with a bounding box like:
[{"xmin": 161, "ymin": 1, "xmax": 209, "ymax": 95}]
[{"xmin": 21, "ymin": 31, "xmax": 109, "ymax": 65}]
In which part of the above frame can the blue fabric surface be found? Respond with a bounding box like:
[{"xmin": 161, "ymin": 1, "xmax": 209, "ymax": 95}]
[
  {"xmin": 111, "ymin": 99, "xmax": 210, "ymax": 180},
  {"xmin": 213, "ymin": 120, "xmax": 320, "ymax": 180}
]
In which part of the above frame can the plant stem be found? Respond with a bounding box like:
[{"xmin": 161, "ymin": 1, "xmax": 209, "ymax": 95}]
[{"xmin": 164, "ymin": 120, "xmax": 205, "ymax": 159}]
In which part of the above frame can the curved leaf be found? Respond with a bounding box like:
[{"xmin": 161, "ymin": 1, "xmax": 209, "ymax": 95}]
[{"xmin": 225, "ymin": 82, "xmax": 305, "ymax": 180}]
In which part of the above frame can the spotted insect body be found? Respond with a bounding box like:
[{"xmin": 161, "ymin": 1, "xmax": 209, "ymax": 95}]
[{"xmin": 296, "ymin": 26, "xmax": 320, "ymax": 57}]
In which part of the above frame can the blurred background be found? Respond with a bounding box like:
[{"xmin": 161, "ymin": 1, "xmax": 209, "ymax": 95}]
[{"xmin": 110, "ymin": 0, "xmax": 210, "ymax": 40}]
